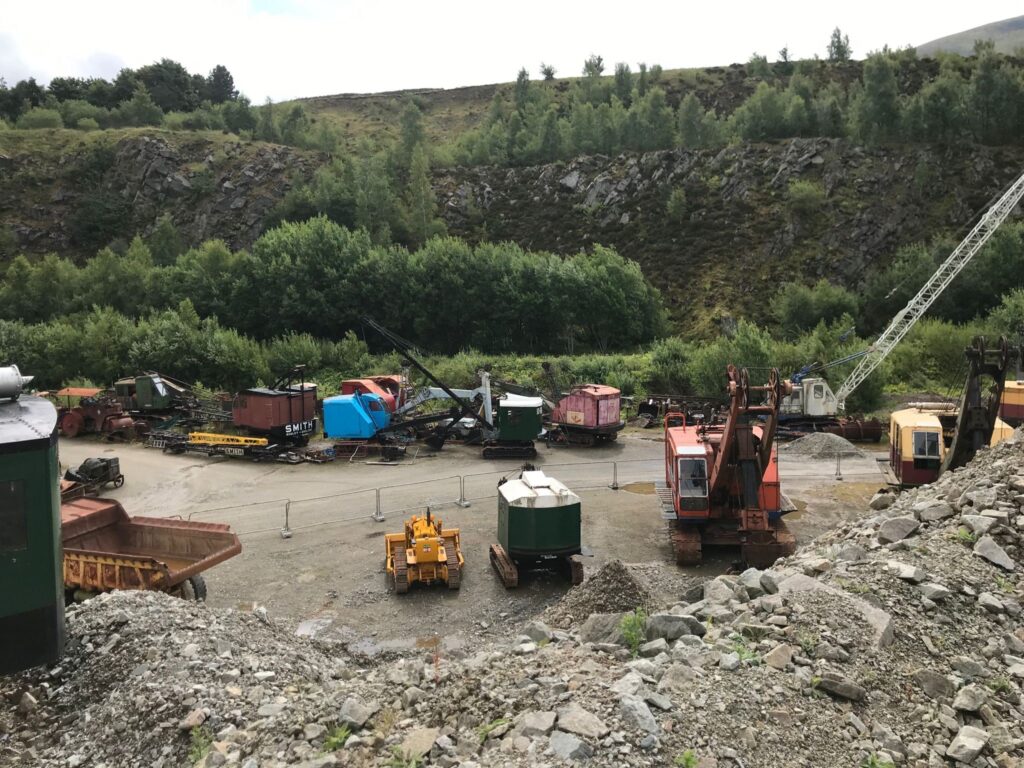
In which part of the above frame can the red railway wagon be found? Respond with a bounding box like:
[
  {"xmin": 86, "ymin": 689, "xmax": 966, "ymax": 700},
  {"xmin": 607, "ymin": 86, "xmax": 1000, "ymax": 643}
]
[
  {"xmin": 232, "ymin": 383, "xmax": 318, "ymax": 443},
  {"xmin": 551, "ymin": 384, "xmax": 624, "ymax": 445}
]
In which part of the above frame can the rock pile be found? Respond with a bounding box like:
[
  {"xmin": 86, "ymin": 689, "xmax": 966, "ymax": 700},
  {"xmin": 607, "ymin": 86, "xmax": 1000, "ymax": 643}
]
[
  {"xmin": 542, "ymin": 560, "xmax": 659, "ymax": 630},
  {"xmin": 779, "ymin": 432, "xmax": 865, "ymax": 458},
  {"xmin": 3, "ymin": 431, "xmax": 1024, "ymax": 767}
]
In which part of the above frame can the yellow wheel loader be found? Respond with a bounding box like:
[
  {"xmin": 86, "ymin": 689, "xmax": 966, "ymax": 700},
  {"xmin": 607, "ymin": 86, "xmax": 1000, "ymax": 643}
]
[{"xmin": 385, "ymin": 509, "xmax": 463, "ymax": 593}]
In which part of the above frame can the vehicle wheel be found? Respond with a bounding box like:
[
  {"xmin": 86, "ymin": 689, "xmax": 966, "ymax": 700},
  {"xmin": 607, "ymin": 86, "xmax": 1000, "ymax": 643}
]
[
  {"xmin": 176, "ymin": 575, "xmax": 208, "ymax": 601},
  {"xmin": 60, "ymin": 411, "xmax": 84, "ymax": 438},
  {"xmin": 114, "ymin": 475, "xmax": 125, "ymax": 488}
]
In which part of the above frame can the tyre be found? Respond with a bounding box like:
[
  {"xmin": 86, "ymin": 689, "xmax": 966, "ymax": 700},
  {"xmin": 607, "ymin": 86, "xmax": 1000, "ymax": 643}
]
[{"xmin": 176, "ymin": 575, "xmax": 208, "ymax": 601}]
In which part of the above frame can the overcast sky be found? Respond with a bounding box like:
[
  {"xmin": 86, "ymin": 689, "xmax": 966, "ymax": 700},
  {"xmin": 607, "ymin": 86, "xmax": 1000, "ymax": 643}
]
[{"xmin": 1, "ymin": 1, "xmax": 1020, "ymax": 102}]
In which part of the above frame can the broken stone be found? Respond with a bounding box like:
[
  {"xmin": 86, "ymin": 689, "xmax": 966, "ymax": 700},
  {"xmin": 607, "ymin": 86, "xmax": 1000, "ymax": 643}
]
[
  {"xmin": 913, "ymin": 669, "xmax": 954, "ymax": 700},
  {"xmin": 339, "ymin": 697, "xmax": 379, "ymax": 729},
  {"xmin": 556, "ymin": 702, "xmax": 609, "ymax": 740},
  {"xmin": 618, "ymin": 695, "xmax": 659, "ymax": 734},
  {"xmin": 519, "ymin": 711, "xmax": 556, "ymax": 737},
  {"xmin": 549, "ymin": 730, "xmax": 593, "ymax": 761},
  {"xmin": 763, "ymin": 643, "xmax": 794, "ymax": 670},
  {"xmin": 945, "ymin": 725, "xmax": 989, "ymax": 763},
  {"xmin": 919, "ymin": 583, "xmax": 951, "ymax": 602},
  {"xmin": 815, "ymin": 672, "xmax": 866, "ymax": 701},
  {"xmin": 952, "ymin": 684, "xmax": 987, "ymax": 712},
  {"xmin": 974, "ymin": 536, "xmax": 1015, "ymax": 571},
  {"xmin": 878, "ymin": 516, "xmax": 919, "ymax": 544}
]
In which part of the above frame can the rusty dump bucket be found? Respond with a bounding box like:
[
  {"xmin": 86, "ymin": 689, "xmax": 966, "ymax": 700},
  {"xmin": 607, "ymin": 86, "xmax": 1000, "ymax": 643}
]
[{"xmin": 61, "ymin": 498, "xmax": 242, "ymax": 593}]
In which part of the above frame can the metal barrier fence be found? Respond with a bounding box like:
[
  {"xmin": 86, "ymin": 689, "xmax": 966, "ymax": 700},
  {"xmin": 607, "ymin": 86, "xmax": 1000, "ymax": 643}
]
[{"xmin": 185, "ymin": 450, "xmax": 884, "ymax": 539}]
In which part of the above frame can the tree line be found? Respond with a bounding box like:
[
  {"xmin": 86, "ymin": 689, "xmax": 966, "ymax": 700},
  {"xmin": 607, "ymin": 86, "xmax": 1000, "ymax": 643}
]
[
  {"xmin": 0, "ymin": 59, "xmax": 248, "ymax": 131},
  {"xmin": 0, "ymin": 216, "xmax": 665, "ymax": 355},
  {"xmin": 449, "ymin": 40, "xmax": 1024, "ymax": 167}
]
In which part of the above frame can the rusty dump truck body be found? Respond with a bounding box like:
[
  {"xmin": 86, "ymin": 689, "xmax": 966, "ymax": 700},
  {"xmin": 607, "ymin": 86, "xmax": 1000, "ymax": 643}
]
[{"xmin": 61, "ymin": 498, "xmax": 241, "ymax": 594}]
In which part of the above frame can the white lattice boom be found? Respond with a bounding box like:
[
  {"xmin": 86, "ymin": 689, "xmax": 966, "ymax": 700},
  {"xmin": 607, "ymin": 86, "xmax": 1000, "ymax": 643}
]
[{"xmin": 836, "ymin": 169, "xmax": 1024, "ymax": 411}]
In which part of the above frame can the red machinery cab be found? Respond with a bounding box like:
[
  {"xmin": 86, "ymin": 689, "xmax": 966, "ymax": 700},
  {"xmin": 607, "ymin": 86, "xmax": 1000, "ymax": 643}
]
[
  {"xmin": 656, "ymin": 366, "xmax": 795, "ymax": 569},
  {"xmin": 340, "ymin": 375, "xmax": 407, "ymax": 413}
]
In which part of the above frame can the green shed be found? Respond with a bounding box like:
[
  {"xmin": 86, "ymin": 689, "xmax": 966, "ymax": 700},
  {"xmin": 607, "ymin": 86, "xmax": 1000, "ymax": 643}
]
[
  {"xmin": 0, "ymin": 394, "xmax": 65, "ymax": 674},
  {"xmin": 497, "ymin": 470, "xmax": 581, "ymax": 557},
  {"xmin": 495, "ymin": 394, "xmax": 544, "ymax": 443}
]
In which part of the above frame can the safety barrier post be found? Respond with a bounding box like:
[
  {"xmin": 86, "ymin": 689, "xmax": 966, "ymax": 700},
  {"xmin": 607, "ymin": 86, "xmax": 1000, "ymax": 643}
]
[
  {"xmin": 609, "ymin": 462, "xmax": 619, "ymax": 491},
  {"xmin": 456, "ymin": 476, "xmax": 471, "ymax": 508},
  {"xmin": 835, "ymin": 453, "xmax": 844, "ymax": 482},
  {"xmin": 373, "ymin": 488, "xmax": 385, "ymax": 522},
  {"xmin": 280, "ymin": 500, "xmax": 293, "ymax": 539}
]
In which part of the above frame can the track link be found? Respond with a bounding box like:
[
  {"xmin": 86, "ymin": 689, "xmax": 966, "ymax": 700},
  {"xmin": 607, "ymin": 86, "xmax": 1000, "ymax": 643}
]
[
  {"xmin": 445, "ymin": 545, "xmax": 461, "ymax": 590},
  {"xmin": 489, "ymin": 543, "xmax": 518, "ymax": 588},
  {"xmin": 393, "ymin": 546, "xmax": 409, "ymax": 594},
  {"xmin": 568, "ymin": 554, "xmax": 584, "ymax": 586},
  {"xmin": 669, "ymin": 524, "xmax": 703, "ymax": 566}
]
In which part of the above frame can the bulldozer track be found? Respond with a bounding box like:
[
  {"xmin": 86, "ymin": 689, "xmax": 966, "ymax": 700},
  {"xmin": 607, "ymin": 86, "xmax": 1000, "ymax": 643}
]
[
  {"xmin": 393, "ymin": 546, "xmax": 409, "ymax": 594},
  {"xmin": 445, "ymin": 545, "xmax": 461, "ymax": 590},
  {"xmin": 489, "ymin": 543, "xmax": 518, "ymax": 588},
  {"xmin": 568, "ymin": 554, "xmax": 584, "ymax": 586},
  {"xmin": 669, "ymin": 523, "xmax": 702, "ymax": 566}
]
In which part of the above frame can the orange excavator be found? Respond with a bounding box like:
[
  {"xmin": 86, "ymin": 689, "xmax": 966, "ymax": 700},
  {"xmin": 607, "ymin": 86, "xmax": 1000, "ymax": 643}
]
[{"xmin": 657, "ymin": 365, "xmax": 796, "ymax": 568}]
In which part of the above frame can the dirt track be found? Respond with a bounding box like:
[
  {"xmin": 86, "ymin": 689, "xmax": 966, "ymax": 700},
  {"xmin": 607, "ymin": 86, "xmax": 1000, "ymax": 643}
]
[{"xmin": 58, "ymin": 431, "xmax": 885, "ymax": 654}]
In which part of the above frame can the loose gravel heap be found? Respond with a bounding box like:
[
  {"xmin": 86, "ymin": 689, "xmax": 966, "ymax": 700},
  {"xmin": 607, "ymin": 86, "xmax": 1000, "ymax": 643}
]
[
  {"xmin": 780, "ymin": 432, "xmax": 866, "ymax": 458},
  {"xmin": 542, "ymin": 561, "xmax": 659, "ymax": 630},
  {"xmin": 3, "ymin": 430, "xmax": 1024, "ymax": 767}
]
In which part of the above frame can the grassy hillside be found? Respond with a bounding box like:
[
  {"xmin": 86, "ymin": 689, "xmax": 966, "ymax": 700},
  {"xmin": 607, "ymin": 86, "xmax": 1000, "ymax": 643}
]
[
  {"xmin": 917, "ymin": 15, "xmax": 1024, "ymax": 56},
  {"xmin": 289, "ymin": 63, "xmax": 865, "ymax": 154}
]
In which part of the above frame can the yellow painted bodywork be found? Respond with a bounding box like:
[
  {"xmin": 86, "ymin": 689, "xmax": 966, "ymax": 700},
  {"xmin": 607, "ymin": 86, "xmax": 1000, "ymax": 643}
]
[
  {"xmin": 188, "ymin": 432, "xmax": 269, "ymax": 447},
  {"xmin": 384, "ymin": 512, "xmax": 463, "ymax": 587}
]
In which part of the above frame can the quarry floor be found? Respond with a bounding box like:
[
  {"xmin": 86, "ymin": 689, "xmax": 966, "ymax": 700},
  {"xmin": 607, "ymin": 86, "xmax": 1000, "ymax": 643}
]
[{"xmin": 58, "ymin": 430, "xmax": 887, "ymax": 655}]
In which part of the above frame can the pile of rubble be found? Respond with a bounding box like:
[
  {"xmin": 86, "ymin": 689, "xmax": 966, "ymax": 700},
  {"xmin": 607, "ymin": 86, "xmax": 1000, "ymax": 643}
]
[
  {"xmin": 779, "ymin": 432, "xmax": 865, "ymax": 458},
  {"xmin": 3, "ymin": 431, "xmax": 1024, "ymax": 767}
]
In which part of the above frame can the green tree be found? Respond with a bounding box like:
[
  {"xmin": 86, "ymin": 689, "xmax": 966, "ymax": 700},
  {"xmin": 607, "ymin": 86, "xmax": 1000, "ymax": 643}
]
[
  {"xmin": 677, "ymin": 93, "xmax": 721, "ymax": 148},
  {"xmin": 636, "ymin": 63, "xmax": 649, "ymax": 97},
  {"xmin": 404, "ymin": 143, "xmax": 446, "ymax": 247},
  {"xmin": 47, "ymin": 76, "xmax": 88, "ymax": 102},
  {"xmin": 747, "ymin": 53, "xmax": 771, "ymax": 79},
  {"xmin": 583, "ymin": 54, "xmax": 605, "ymax": 77},
  {"xmin": 849, "ymin": 54, "xmax": 899, "ymax": 144},
  {"xmin": 221, "ymin": 95, "xmax": 257, "ymax": 133},
  {"xmin": 968, "ymin": 49, "xmax": 1021, "ymax": 144},
  {"xmin": 514, "ymin": 67, "xmax": 531, "ymax": 113},
  {"xmin": 397, "ymin": 100, "xmax": 425, "ymax": 171},
  {"xmin": 206, "ymin": 65, "xmax": 237, "ymax": 103},
  {"xmin": 114, "ymin": 86, "xmax": 163, "ymax": 126},
  {"xmin": 614, "ymin": 63, "xmax": 633, "ymax": 106},
  {"xmin": 256, "ymin": 98, "xmax": 280, "ymax": 142},
  {"xmin": 279, "ymin": 104, "xmax": 311, "ymax": 146},
  {"xmin": 136, "ymin": 58, "xmax": 198, "ymax": 112},
  {"xmin": 625, "ymin": 87, "xmax": 675, "ymax": 151},
  {"xmin": 540, "ymin": 62, "xmax": 556, "ymax": 81},
  {"xmin": 771, "ymin": 279, "xmax": 859, "ymax": 339},
  {"xmin": 147, "ymin": 214, "xmax": 185, "ymax": 266},
  {"xmin": 15, "ymin": 108, "xmax": 63, "ymax": 128},
  {"xmin": 827, "ymin": 27, "xmax": 851, "ymax": 62}
]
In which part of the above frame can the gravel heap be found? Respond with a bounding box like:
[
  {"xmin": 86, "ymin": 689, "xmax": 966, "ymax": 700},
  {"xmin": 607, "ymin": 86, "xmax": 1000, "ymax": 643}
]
[
  {"xmin": 4, "ymin": 429, "xmax": 1024, "ymax": 767},
  {"xmin": 780, "ymin": 432, "xmax": 865, "ymax": 458},
  {"xmin": 542, "ymin": 560, "xmax": 659, "ymax": 629}
]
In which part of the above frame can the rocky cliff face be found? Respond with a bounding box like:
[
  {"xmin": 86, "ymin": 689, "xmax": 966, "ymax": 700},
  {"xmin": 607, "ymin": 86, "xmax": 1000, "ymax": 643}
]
[
  {"xmin": 435, "ymin": 139, "xmax": 1024, "ymax": 334},
  {"xmin": 3, "ymin": 132, "xmax": 1022, "ymax": 335},
  {"xmin": 0, "ymin": 133, "xmax": 320, "ymax": 256}
]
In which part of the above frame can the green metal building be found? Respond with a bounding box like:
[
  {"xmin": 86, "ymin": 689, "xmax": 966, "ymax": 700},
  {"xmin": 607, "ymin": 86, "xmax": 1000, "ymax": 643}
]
[
  {"xmin": 0, "ymin": 393, "xmax": 65, "ymax": 674},
  {"xmin": 497, "ymin": 470, "xmax": 581, "ymax": 559}
]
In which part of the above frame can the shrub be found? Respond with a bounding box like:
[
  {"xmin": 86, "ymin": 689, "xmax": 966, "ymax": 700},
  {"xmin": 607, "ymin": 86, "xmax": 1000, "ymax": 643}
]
[
  {"xmin": 786, "ymin": 179, "xmax": 825, "ymax": 216},
  {"xmin": 619, "ymin": 608, "xmax": 647, "ymax": 657},
  {"xmin": 666, "ymin": 187, "xmax": 688, "ymax": 223},
  {"xmin": 75, "ymin": 117, "xmax": 100, "ymax": 131},
  {"xmin": 16, "ymin": 107, "xmax": 63, "ymax": 129}
]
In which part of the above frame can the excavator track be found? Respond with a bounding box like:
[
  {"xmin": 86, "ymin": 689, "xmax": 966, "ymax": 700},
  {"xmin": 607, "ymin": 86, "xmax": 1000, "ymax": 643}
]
[
  {"xmin": 568, "ymin": 554, "xmax": 584, "ymax": 586},
  {"xmin": 669, "ymin": 524, "xmax": 702, "ymax": 566},
  {"xmin": 445, "ymin": 544, "xmax": 461, "ymax": 590},
  {"xmin": 489, "ymin": 543, "xmax": 518, "ymax": 588},
  {"xmin": 482, "ymin": 443, "xmax": 537, "ymax": 460},
  {"xmin": 741, "ymin": 522, "xmax": 797, "ymax": 569},
  {"xmin": 393, "ymin": 546, "xmax": 409, "ymax": 594}
]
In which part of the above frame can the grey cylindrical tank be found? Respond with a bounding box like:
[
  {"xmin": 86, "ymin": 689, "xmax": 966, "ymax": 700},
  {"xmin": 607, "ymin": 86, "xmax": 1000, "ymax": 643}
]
[{"xmin": 0, "ymin": 365, "xmax": 33, "ymax": 400}]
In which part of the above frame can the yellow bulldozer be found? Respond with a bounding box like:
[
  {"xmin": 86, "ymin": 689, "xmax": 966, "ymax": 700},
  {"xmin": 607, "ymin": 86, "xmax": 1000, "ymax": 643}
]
[{"xmin": 385, "ymin": 509, "xmax": 463, "ymax": 593}]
